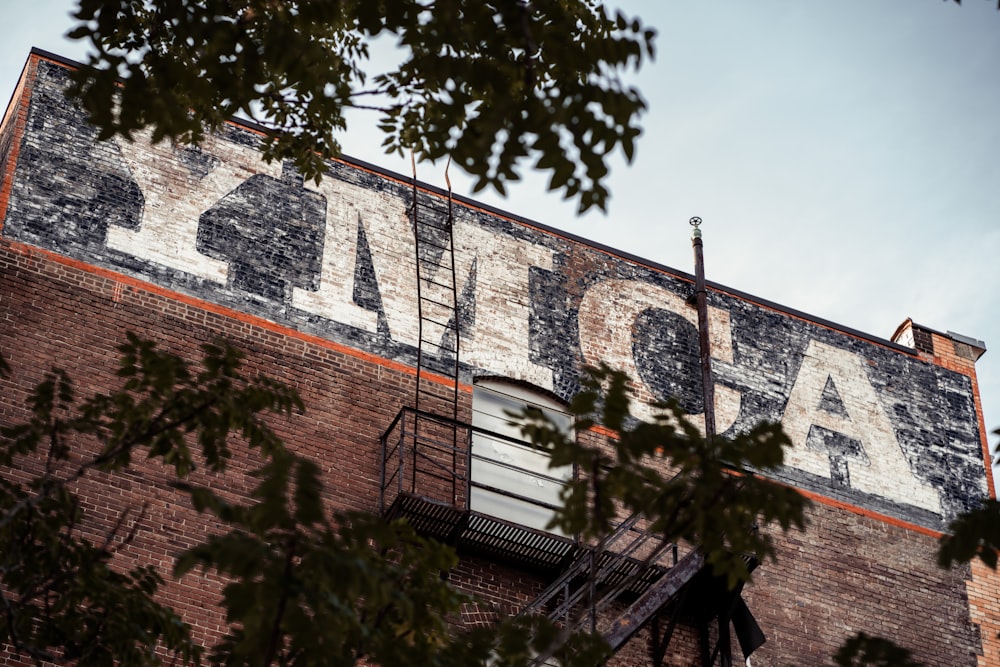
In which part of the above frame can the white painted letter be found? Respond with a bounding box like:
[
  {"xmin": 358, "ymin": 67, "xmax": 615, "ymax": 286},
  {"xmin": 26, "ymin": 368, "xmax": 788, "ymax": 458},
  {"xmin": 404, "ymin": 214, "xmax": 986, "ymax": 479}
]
[
  {"xmin": 577, "ymin": 279, "xmax": 740, "ymax": 433},
  {"xmin": 109, "ymin": 132, "xmax": 281, "ymax": 282},
  {"xmin": 292, "ymin": 177, "xmax": 410, "ymax": 332},
  {"xmin": 781, "ymin": 340, "xmax": 941, "ymax": 512},
  {"xmin": 295, "ymin": 186, "xmax": 556, "ymax": 391},
  {"xmin": 455, "ymin": 224, "xmax": 556, "ymax": 389}
]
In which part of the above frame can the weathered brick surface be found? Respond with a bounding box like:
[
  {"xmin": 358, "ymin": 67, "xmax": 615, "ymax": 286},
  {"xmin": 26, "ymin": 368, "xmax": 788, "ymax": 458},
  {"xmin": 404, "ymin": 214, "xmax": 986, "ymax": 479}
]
[
  {"xmin": 0, "ymin": 242, "xmax": 419, "ymax": 651},
  {"xmin": 3, "ymin": 57, "xmax": 988, "ymax": 533},
  {"xmin": 749, "ymin": 503, "xmax": 980, "ymax": 666},
  {"xmin": 969, "ymin": 561, "xmax": 1000, "ymax": 667},
  {"xmin": 0, "ymin": 51, "xmax": 993, "ymax": 666}
]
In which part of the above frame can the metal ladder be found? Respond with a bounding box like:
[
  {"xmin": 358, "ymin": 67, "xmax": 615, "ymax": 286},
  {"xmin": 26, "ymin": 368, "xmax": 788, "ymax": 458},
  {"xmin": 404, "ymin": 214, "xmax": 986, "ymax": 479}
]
[{"xmin": 408, "ymin": 158, "xmax": 463, "ymax": 506}]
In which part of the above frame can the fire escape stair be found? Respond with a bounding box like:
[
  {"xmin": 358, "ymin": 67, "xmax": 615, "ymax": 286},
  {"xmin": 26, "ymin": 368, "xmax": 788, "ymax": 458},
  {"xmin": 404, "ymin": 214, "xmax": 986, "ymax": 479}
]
[
  {"xmin": 397, "ymin": 170, "xmax": 764, "ymax": 666},
  {"xmin": 600, "ymin": 547, "xmax": 705, "ymax": 653},
  {"xmin": 516, "ymin": 512, "xmax": 707, "ymax": 662}
]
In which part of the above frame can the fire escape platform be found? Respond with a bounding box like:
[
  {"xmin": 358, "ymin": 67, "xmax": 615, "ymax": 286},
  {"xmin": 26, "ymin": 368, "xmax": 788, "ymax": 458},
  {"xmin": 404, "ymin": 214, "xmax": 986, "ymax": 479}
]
[
  {"xmin": 385, "ymin": 492, "xmax": 670, "ymax": 596},
  {"xmin": 386, "ymin": 492, "xmax": 576, "ymax": 571}
]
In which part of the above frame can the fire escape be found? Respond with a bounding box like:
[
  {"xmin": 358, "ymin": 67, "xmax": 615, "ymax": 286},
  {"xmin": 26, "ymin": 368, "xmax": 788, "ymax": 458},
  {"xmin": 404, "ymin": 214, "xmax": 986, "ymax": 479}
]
[{"xmin": 378, "ymin": 194, "xmax": 764, "ymax": 665}]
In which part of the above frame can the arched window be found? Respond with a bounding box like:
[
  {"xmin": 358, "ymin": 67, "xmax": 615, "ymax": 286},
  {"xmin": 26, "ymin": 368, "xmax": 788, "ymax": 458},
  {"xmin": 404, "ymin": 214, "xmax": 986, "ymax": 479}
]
[{"xmin": 470, "ymin": 380, "xmax": 573, "ymax": 534}]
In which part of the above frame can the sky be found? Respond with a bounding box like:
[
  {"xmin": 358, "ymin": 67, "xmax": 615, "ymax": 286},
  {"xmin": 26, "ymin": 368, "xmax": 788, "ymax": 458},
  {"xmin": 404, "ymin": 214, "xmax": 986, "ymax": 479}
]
[{"xmin": 1, "ymin": 1, "xmax": 998, "ymax": 482}]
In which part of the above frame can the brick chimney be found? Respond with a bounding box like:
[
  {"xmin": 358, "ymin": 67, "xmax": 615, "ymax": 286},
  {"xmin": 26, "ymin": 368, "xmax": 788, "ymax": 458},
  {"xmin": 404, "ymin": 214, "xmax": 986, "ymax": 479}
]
[{"xmin": 891, "ymin": 318, "xmax": 986, "ymax": 372}]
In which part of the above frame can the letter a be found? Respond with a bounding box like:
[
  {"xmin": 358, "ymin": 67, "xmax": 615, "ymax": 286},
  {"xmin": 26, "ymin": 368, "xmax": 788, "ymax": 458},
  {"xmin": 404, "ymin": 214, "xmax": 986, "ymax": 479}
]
[{"xmin": 781, "ymin": 340, "xmax": 940, "ymax": 512}]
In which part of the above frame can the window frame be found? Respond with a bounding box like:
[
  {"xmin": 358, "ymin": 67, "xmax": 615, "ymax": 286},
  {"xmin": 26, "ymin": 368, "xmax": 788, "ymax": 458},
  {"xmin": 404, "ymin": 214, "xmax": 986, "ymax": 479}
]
[{"xmin": 469, "ymin": 379, "xmax": 574, "ymax": 534}]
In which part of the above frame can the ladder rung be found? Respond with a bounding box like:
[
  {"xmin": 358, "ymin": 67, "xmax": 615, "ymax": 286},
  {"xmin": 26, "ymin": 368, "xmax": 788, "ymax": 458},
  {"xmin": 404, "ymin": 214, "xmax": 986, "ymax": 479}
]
[
  {"xmin": 422, "ymin": 279, "xmax": 455, "ymax": 291},
  {"xmin": 420, "ymin": 291, "xmax": 455, "ymax": 305},
  {"xmin": 420, "ymin": 285, "xmax": 458, "ymax": 303},
  {"xmin": 423, "ymin": 262, "xmax": 455, "ymax": 285},
  {"xmin": 418, "ymin": 239, "xmax": 451, "ymax": 252},
  {"xmin": 416, "ymin": 353, "xmax": 458, "ymax": 365},
  {"xmin": 419, "ymin": 262, "xmax": 454, "ymax": 275},
  {"xmin": 420, "ymin": 316, "xmax": 454, "ymax": 329},
  {"xmin": 418, "ymin": 340, "xmax": 457, "ymax": 352},
  {"xmin": 418, "ymin": 343, "xmax": 448, "ymax": 353},
  {"xmin": 420, "ymin": 348, "xmax": 458, "ymax": 360},
  {"xmin": 419, "ymin": 344, "xmax": 457, "ymax": 357},
  {"xmin": 416, "ymin": 219, "xmax": 452, "ymax": 232},
  {"xmin": 420, "ymin": 296, "xmax": 455, "ymax": 310},
  {"xmin": 420, "ymin": 341, "xmax": 457, "ymax": 354}
]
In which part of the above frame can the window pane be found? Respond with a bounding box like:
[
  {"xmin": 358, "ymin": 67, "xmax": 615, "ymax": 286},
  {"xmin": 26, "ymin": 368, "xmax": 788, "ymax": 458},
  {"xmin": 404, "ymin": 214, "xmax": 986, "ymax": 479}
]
[
  {"xmin": 470, "ymin": 383, "xmax": 572, "ymax": 535},
  {"xmin": 471, "ymin": 439, "xmax": 566, "ymax": 505},
  {"xmin": 472, "ymin": 389, "xmax": 525, "ymax": 439},
  {"xmin": 470, "ymin": 487, "xmax": 565, "ymax": 535}
]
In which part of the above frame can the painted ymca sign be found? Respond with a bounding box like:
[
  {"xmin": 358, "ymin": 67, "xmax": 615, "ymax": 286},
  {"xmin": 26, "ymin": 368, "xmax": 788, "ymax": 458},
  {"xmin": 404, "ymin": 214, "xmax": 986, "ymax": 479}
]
[{"xmin": 0, "ymin": 59, "xmax": 987, "ymax": 529}]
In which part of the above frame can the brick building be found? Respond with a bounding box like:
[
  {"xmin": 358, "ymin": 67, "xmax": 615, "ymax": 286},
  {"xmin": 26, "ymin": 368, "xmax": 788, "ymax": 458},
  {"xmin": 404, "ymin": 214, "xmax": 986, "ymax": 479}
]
[{"xmin": 1, "ymin": 49, "xmax": 997, "ymax": 666}]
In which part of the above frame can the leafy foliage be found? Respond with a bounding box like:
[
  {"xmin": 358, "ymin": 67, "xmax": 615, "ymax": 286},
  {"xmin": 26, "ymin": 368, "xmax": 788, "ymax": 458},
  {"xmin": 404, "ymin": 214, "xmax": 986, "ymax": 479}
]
[
  {"xmin": 174, "ymin": 449, "xmax": 610, "ymax": 667},
  {"xmin": 0, "ymin": 334, "xmax": 302, "ymax": 665},
  {"xmin": 0, "ymin": 336, "xmax": 610, "ymax": 666},
  {"xmin": 939, "ymin": 496, "xmax": 1000, "ymax": 570},
  {"xmin": 833, "ymin": 632, "xmax": 923, "ymax": 667},
  {"xmin": 939, "ymin": 430, "xmax": 1000, "ymax": 570},
  {"xmin": 66, "ymin": 0, "xmax": 654, "ymax": 212},
  {"xmin": 518, "ymin": 363, "xmax": 811, "ymax": 588}
]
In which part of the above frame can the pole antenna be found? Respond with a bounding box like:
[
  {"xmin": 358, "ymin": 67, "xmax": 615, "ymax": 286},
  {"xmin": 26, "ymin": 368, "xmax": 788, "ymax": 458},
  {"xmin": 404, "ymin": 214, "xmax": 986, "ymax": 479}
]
[{"xmin": 690, "ymin": 216, "xmax": 716, "ymax": 441}]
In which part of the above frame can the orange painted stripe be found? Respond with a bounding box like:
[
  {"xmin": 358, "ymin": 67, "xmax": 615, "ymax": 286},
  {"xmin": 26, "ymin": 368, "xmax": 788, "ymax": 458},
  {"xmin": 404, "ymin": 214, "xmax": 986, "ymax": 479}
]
[
  {"xmin": 588, "ymin": 424, "xmax": 618, "ymax": 439},
  {"xmin": 2, "ymin": 239, "xmax": 472, "ymax": 394},
  {"xmin": 722, "ymin": 462, "xmax": 946, "ymax": 538},
  {"xmin": 0, "ymin": 56, "xmax": 38, "ymax": 232},
  {"xmin": 1, "ymin": 240, "xmax": 966, "ymax": 541},
  {"xmin": 3, "ymin": 238, "xmax": 959, "ymax": 540},
  {"xmin": 724, "ymin": 466, "xmax": 945, "ymax": 538},
  {"xmin": 795, "ymin": 486, "xmax": 944, "ymax": 538},
  {"xmin": 581, "ymin": 420, "xmax": 946, "ymax": 539}
]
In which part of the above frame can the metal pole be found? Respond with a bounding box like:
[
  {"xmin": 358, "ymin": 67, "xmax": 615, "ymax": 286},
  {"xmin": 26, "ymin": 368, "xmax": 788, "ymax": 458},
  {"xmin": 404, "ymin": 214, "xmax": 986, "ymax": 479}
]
[
  {"xmin": 465, "ymin": 427, "xmax": 473, "ymax": 511},
  {"xmin": 690, "ymin": 217, "xmax": 716, "ymax": 441}
]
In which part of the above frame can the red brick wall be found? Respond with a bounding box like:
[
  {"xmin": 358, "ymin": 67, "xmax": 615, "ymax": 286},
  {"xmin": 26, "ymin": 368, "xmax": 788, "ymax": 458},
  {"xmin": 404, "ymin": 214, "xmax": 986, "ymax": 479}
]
[
  {"xmin": 0, "ymin": 242, "xmax": 420, "ymax": 649},
  {"xmin": 1, "ymin": 236, "xmax": 987, "ymax": 666},
  {"xmin": 0, "ymin": 50, "xmax": 993, "ymax": 667},
  {"xmin": 969, "ymin": 561, "xmax": 1000, "ymax": 667},
  {"xmin": 748, "ymin": 502, "xmax": 979, "ymax": 666}
]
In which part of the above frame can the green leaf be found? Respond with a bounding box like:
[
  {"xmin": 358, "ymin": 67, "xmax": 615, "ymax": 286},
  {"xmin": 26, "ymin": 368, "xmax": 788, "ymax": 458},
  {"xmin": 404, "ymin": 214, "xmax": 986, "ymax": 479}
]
[
  {"xmin": 939, "ymin": 498, "xmax": 1000, "ymax": 569},
  {"xmin": 64, "ymin": 0, "xmax": 654, "ymax": 212},
  {"xmin": 293, "ymin": 457, "xmax": 325, "ymax": 527}
]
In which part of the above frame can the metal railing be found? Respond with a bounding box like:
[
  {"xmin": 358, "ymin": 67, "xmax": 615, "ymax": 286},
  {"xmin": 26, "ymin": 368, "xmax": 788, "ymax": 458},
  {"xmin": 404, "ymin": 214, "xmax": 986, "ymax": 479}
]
[
  {"xmin": 379, "ymin": 406, "xmax": 570, "ymax": 519},
  {"xmin": 517, "ymin": 510, "xmax": 682, "ymax": 632}
]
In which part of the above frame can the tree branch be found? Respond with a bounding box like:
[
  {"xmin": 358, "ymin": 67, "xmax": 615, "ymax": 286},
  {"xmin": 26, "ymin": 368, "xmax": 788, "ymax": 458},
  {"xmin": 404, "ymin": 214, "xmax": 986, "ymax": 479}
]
[{"xmin": 262, "ymin": 535, "xmax": 296, "ymax": 667}]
